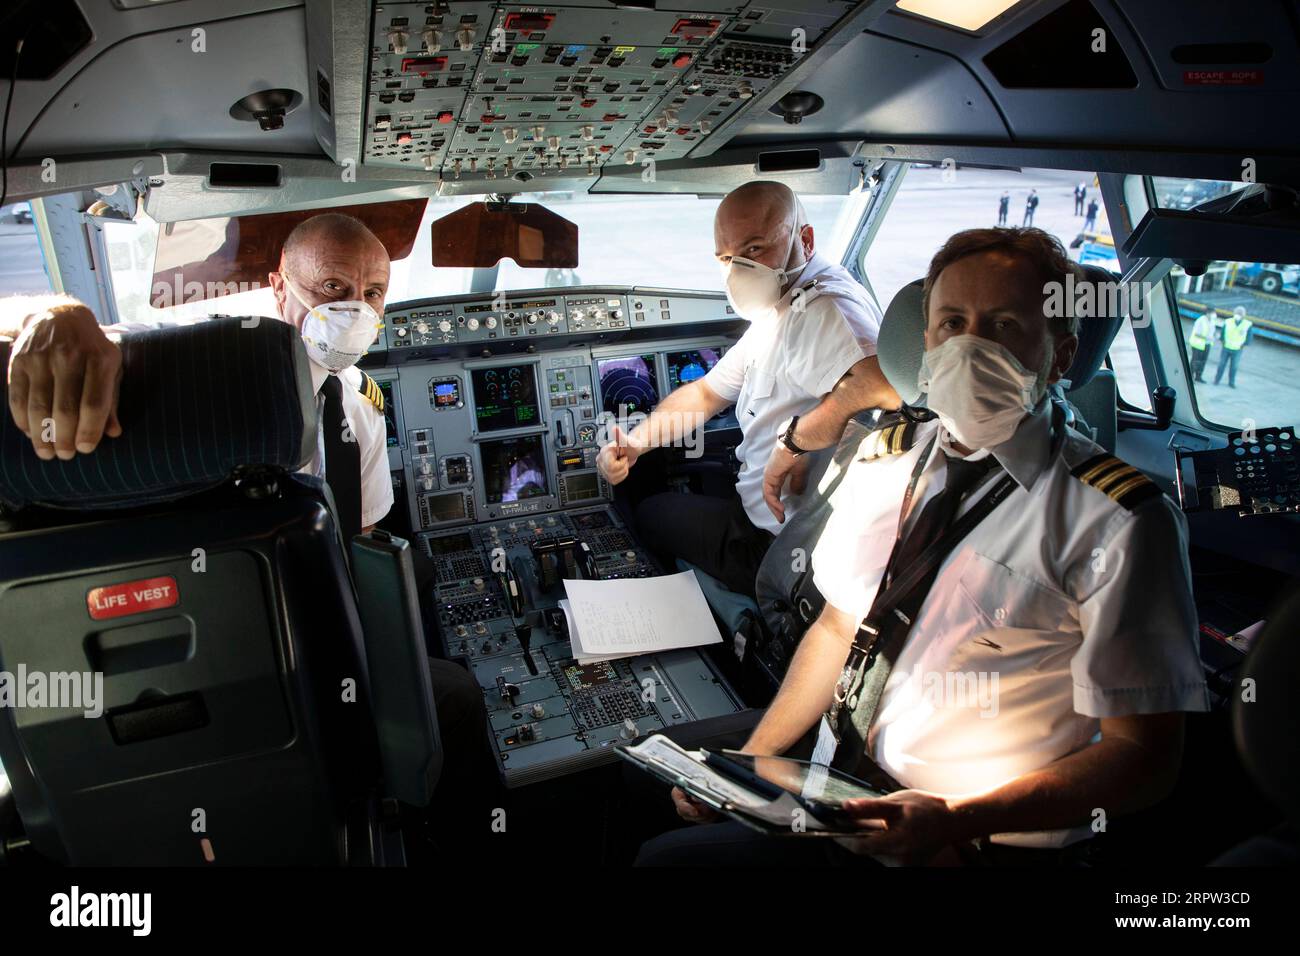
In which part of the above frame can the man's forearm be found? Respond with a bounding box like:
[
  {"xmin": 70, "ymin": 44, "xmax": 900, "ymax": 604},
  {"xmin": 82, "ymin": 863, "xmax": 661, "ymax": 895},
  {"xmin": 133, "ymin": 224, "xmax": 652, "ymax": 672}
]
[
  {"xmin": 791, "ymin": 356, "xmax": 900, "ymax": 452},
  {"xmin": 945, "ymin": 730, "xmax": 1179, "ymax": 842},
  {"xmin": 743, "ymin": 619, "xmax": 850, "ymax": 756},
  {"xmin": 0, "ymin": 295, "xmax": 79, "ymax": 338},
  {"xmin": 625, "ymin": 380, "xmax": 725, "ymax": 451}
]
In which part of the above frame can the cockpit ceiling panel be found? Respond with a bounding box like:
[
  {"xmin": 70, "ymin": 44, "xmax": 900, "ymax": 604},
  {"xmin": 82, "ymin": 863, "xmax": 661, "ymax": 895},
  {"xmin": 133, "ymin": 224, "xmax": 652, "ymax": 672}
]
[
  {"xmin": 16, "ymin": 7, "xmax": 318, "ymax": 159},
  {"xmin": 362, "ymin": 1, "xmax": 860, "ymax": 177}
]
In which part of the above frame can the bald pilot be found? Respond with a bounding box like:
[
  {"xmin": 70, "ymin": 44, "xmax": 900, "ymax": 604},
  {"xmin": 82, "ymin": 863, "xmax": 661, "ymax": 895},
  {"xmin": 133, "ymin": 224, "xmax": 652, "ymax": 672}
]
[
  {"xmin": 2, "ymin": 214, "xmax": 498, "ymax": 848},
  {"xmin": 597, "ymin": 181, "xmax": 900, "ymax": 597}
]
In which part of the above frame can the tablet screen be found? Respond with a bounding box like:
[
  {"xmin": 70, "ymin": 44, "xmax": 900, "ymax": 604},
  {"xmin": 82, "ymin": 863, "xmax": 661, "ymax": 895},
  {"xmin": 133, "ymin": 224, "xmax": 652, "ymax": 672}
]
[{"xmin": 721, "ymin": 752, "xmax": 886, "ymax": 805}]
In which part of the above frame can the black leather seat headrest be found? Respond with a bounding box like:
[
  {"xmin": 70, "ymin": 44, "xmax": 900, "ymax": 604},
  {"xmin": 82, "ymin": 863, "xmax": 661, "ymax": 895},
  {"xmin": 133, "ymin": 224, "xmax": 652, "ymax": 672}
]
[
  {"xmin": 0, "ymin": 317, "xmax": 316, "ymax": 511},
  {"xmin": 1063, "ymin": 264, "xmax": 1125, "ymax": 391}
]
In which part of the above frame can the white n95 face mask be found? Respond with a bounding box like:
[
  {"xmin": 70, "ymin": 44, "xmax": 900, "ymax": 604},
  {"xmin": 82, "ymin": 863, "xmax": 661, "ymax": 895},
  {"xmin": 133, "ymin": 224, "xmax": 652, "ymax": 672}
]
[
  {"xmin": 282, "ymin": 276, "xmax": 382, "ymax": 373},
  {"xmin": 722, "ymin": 225, "xmax": 805, "ymax": 324},
  {"xmin": 918, "ymin": 334, "xmax": 1045, "ymax": 450}
]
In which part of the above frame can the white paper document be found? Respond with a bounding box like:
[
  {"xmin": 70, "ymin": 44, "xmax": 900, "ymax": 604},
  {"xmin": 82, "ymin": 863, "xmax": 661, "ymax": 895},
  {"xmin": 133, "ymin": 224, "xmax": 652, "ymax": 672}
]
[{"xmin": 560, "ymin": 570, "xmax": 722, "ymax": 663}]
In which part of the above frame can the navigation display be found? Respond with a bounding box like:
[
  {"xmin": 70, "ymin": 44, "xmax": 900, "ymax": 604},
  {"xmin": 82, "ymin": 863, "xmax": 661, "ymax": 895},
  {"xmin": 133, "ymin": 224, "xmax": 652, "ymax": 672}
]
[
  {"xmin": 481, "ymin": 435, "xmax": 550, "ymax": 504},
  {"xmin": 471, "ymin": 364, "xmax": 541, "ymax": 432},
  {"xmin": 665, "ymin": 348, "xmax": 722, "ymax": 390},
  {"xmin": 597, "ymin": 355, "xmax": 659, "ymax": 417}
]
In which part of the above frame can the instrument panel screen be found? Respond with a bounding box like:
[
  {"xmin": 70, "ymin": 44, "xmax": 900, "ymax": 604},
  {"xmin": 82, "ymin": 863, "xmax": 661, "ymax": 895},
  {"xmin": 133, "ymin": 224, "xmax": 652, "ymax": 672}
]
[
  {"xmin": 429, "ymin": 532, "xmax": 473, "ymax": 555},
  {"xmin": 471, "ymin": 364, "xmax": 541, "ymax": 432},
  {"xmin": 377, "ymin": 380, "xmax": 399, "ymax": 447},
  {"xmin": 597, "ymin": 355, "xmax": 659, "ymax": 417},
  {"xmin": 665, "ymin": 348, "xmax": 722, "ymax": 390},
  {"xmin": 425, "ymin": 492, "xmax": 467, "ymax": 523},
  {"xmin": 481, "ymin": 434, "xmax": 550, "ymax": 504}
]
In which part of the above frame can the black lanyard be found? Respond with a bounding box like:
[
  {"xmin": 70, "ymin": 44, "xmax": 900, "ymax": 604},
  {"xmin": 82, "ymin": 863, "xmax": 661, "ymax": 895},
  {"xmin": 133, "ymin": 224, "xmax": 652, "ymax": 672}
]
[{"xmin": 825, "ymin": 438, "xmax": 1015, "ymax": 740}]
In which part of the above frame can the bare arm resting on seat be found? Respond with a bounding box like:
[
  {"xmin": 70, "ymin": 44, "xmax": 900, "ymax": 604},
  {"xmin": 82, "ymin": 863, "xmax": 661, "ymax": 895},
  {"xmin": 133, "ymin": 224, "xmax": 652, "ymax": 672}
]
[
  {"xmin": 763, "ymin": 354, "xmax": 900, "ymax": 523},
  {"xmin": 1, "ymin": 295, "xmax": 123, "ymax": 460},
  {"xmin": 742, "ymin": 600, "xmax": 859, "ymax": 756}
]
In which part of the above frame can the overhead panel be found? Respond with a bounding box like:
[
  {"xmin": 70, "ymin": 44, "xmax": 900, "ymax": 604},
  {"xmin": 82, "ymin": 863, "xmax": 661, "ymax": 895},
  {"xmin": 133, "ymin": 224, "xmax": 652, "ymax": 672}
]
[{"xmin": 362, "ymin": 1, "xmax": 862, "ymax": 183}]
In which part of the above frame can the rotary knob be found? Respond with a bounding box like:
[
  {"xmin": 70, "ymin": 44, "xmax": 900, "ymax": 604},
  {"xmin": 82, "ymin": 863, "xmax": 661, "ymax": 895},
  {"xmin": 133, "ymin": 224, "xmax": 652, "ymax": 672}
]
[
  {"xmin": 466, "ymin": 317, "xmax": 480, "ymax": 331},
  {"xmin": 485, "ymin": 315, "xmax": 498, "ymax": 329},
  {"xmin": 531, "ymin": 703, "xmax": 546, "ymax": 719},
  {"xmin": 525, "ymin": 312, "xmax": 538, "ymax": 325},
  {"xmin": 394, "ymin": 327, "xmax": 408, "ymax": 337},
  {"xmin": 610, "ymin": 308, "xmax": 623, "ymax": 321},
  {"xmin": 546, "ymin": 311, "xmax": 561, "ymax": 326},
  {"xmin": 473, "ymin": 577, "xmax": 485, "ymax": 591},
  {"xmin": 437, "ymin": 319, "xmax": 452, "ymax": 333},
  {"xmin": 414, "ymin": 321, "xmax": 429, "ymax": 334}
]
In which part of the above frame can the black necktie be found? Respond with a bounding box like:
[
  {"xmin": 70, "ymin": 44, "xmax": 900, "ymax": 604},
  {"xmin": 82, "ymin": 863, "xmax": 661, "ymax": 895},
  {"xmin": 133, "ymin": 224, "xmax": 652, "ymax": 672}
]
[
  {"xmin": 320, "ymin": 374, "xmax": 362, "ymax": 544},
  {"xmin": 888, "ymin": 453, "xmax": 996, "ymax": 586}
]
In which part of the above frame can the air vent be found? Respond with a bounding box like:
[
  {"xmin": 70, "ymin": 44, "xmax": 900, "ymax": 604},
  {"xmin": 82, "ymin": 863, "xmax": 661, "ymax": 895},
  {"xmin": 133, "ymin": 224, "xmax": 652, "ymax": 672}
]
[{"xmin": 983, "ymin": 0, "xmax": 1137, "ymax": 89}]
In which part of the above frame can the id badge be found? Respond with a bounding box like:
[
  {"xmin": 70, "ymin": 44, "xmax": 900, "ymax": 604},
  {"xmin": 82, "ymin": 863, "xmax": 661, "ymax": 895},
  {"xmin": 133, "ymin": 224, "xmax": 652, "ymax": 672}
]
[{"xmin": 811, "ymin": 715, "xmax": 838, "ymax": 767}]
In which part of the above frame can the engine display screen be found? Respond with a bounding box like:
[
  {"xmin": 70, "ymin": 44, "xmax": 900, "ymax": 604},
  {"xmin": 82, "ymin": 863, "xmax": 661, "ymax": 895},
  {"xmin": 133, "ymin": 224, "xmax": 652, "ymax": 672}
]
[
  {"xmin": 597, "ymin": 355, "xmax": 658, "ymax": 417},
  {"xmin": 562, "ymin": 472, "xmax": 600, "ymax": 502},
  {"xmin": 471, "ymin": 364, "xmax": 540, "ymax": 432},
  {"xmin": 481, "ymin": 434, "xmax": 549, "ymax": 504},
  {"xmin": 665, "ymin": 348, "xmax": 722, "ymax": 390}
]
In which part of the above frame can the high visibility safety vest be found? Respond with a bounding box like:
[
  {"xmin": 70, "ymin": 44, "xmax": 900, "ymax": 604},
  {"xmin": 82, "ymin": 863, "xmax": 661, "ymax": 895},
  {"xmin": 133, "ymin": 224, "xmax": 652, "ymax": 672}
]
[
  {"xmin": 1189, "ymin": 315, "xmax": 1214, "ymax": 350},
  {"xmin": 1223, "ymin": 318, "xmax": 1251, "ymax": 351}
]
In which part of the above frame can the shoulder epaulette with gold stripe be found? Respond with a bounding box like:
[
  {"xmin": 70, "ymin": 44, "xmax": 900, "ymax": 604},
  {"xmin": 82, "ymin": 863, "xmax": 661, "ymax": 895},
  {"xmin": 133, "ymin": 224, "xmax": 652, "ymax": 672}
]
[
  {"xmin": 356, "ymin": 370, "xmax": 384, "ymax": 413},
  {"xmin": 1070, "ymin": 453, "xmax": 1162, "ymax": 511},
  {"xmin": 859, "ymin": 420, "xmax": 917, "ymax": 461}
]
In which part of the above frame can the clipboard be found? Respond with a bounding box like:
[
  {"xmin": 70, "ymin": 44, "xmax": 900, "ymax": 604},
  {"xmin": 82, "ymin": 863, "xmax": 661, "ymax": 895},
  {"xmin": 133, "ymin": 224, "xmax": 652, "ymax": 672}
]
[{"xmin": 616, "ymin": 733, "xmax": 880, "ymax": 837}]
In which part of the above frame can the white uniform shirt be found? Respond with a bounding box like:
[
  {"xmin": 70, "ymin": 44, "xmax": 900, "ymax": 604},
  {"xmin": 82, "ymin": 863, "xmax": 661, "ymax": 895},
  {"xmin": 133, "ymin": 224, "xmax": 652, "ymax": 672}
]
[
  {"xmin": 704, "ymin": 250, "xmax": 881, "ymax": 534},
  {"xmin": 811, "ymin": 401, "xmax": 1209, "ymax": 846},
  {"xmin": 108, "ymin": 317, "xmax": 394, "ymax": 529}
]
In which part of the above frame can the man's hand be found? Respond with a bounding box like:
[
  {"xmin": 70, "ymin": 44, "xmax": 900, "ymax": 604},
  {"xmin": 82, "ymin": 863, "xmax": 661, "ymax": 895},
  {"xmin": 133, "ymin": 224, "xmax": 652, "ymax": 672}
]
[
  {"xmin": 596, "ymin": 423, "xmax": 640, "ymax": 485},
  {"xmin": 670, "ymin": 786, "xmax": 722, "ymax": 825},
  {"xmin": 832, "ymin": 790, "xmax": 969, "ymax": 864},
  {"xmin": 6, "ymin": 300, "xmax": 122, "ymax": 460},
  {"xmin": 762, "ymin": 444, "xmax": 812, "ymax": 524}
]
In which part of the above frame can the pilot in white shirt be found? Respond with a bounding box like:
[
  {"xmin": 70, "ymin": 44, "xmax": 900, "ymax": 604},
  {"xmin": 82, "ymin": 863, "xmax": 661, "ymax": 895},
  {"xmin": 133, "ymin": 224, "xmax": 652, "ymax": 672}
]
[
  {"xmin": 638, "ymin": 227, "xmax": 1210, "ymax": 866},
  {"xmin": 811, "ymin": 398, "xmax": 1209, "ymax": 847},
  {"xmin": 597, "ymin": 181, "xmax": 899, "ymax": 597}
]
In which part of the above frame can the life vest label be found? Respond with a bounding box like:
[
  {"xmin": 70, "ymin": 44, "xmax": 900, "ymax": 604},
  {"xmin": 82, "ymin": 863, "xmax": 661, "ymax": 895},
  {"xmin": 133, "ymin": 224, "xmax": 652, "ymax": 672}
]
[{"xmin": 86, "ymin": 576, "xmax": 180, "ymax": 620}]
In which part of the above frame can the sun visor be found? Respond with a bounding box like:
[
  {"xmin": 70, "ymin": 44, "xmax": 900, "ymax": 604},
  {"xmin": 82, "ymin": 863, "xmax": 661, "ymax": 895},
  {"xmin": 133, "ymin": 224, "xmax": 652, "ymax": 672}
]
[{"xmin": 149, "ymin": 199, "xmax": 427, "ymax": 307}]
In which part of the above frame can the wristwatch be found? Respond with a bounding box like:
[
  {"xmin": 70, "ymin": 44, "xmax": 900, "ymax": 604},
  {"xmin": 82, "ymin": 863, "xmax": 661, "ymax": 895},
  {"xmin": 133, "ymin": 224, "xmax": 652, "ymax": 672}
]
[{"xmin": 779, "ymin": 415, "xmax": 810, "ymax": 457}]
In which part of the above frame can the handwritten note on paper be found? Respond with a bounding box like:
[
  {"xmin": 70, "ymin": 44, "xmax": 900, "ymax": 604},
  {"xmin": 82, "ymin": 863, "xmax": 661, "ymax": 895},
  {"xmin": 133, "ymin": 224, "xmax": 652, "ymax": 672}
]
[{"xmin": 562, "ymin": 570, "xmax": 722, "ymax": 662}]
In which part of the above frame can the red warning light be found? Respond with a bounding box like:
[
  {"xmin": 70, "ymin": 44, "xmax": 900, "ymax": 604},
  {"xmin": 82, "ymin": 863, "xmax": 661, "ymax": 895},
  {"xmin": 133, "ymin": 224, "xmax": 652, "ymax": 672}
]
[
  {"xmin": 400, "ymin": 56, "xmax": 448, "ymax": 75},
  {"xmin": 670, "ymin": 19, "xmax": 720, "ymax": 41}
]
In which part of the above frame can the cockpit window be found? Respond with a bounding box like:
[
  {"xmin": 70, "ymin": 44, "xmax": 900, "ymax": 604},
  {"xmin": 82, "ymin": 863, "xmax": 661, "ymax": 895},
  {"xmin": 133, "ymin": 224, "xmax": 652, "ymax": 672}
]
[
  {"xmin": 1171, "ymin": 257, "xmax": 1300, "ymax": 431},
  {"xmin": 101, "ymin": 190, "xmax": 866, "ymax": 325}
]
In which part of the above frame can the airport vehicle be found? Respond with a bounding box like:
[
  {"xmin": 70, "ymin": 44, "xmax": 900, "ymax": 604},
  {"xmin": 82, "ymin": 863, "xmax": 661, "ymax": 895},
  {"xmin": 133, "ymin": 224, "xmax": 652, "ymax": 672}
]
[{"xmin": 0, "ymin": 0, "xmax": 1297, "ymax": 884}]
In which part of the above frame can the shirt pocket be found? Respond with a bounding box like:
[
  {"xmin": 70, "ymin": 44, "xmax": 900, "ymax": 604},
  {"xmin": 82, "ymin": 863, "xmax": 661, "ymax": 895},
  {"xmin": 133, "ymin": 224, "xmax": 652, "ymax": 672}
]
[
  {"xmin": 742, "ymin": 364, "xmax": 777, "ymax": 419},
  {"xmin": 948, "ymin": 551, "xmax": 1074, "ymax": 669}
]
